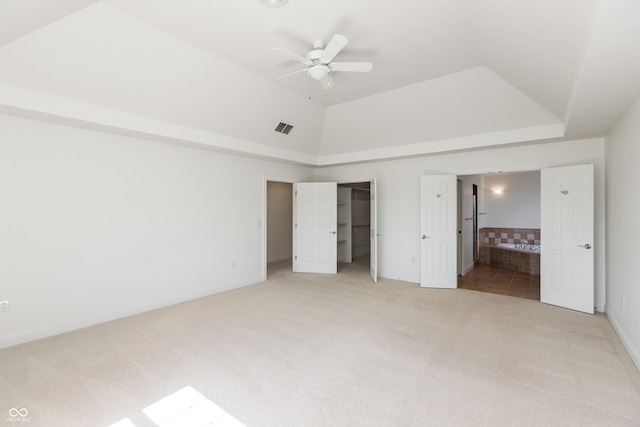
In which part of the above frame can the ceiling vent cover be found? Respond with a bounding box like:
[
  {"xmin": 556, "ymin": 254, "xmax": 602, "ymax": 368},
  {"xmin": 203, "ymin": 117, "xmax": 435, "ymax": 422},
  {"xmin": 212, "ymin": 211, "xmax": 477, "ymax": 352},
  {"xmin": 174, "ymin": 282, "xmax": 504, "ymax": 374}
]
[{"xmin": 274, "ymin": 122, "xmax": 294, "ymax": 135}]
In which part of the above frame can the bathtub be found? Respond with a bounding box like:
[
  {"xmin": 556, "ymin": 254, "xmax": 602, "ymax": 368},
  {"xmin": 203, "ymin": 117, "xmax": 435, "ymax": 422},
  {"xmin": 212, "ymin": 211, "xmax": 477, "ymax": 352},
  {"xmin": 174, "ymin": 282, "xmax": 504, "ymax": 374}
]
[
  {"xmin": 497, "ymin": 243, "xmax": 540, "ymax": 252},
  {"xmin": 479, "ymin": 243, "xmax": 541, "ymax": 275}
]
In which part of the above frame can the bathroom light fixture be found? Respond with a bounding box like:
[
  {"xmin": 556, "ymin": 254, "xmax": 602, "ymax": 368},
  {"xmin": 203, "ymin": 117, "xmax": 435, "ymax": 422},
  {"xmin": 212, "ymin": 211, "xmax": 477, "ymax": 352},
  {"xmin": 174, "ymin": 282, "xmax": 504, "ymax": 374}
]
[
  {"xmin": 258, "ymin": 0, "xmax": 289, "ymax": 7},
  {"xmin": 493, "ymin": 188, "xmax": 504, "ymax": 194}
]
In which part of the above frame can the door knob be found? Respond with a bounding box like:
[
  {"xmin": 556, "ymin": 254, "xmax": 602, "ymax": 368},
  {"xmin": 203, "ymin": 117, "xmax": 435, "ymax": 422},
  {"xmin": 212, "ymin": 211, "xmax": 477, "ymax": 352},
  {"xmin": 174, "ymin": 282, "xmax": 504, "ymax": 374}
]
[
  {"xmin": 330, "ymin": 231, "xmax": 336, "ymax": 234},
  {"xmin": 422, "ymin": 235, "xmax": 430, "ymax": 239},
  {"xmin": 577, "ymin": 243, "xmax": 592, "ymax": 249}
]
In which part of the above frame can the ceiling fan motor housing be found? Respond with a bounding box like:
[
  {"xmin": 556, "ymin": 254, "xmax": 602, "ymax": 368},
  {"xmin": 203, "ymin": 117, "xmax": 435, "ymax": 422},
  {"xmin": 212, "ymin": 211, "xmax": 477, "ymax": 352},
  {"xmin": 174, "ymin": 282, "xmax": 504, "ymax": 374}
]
[{"xmin": 306, "ymin": 49, "xmax": 323, "ymax": 63}]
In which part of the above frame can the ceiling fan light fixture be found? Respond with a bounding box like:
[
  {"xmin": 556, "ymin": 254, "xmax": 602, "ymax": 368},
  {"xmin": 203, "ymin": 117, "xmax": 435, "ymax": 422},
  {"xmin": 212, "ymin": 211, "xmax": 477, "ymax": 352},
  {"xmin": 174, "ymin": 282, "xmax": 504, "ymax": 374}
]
[
  {"xmin": 309, "ymin": 65, "xmax": 329, "ymax": 80},
  {"xmin": 258, "ymin": 0, "xmax": 289, "ymax": 7}
]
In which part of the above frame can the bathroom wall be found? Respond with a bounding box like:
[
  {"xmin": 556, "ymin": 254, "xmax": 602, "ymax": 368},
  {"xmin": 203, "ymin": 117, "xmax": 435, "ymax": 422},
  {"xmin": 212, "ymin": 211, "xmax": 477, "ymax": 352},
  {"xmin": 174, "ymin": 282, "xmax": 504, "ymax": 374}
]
[{"xmin": 483, "ymin": 171, "xmax": 541, "ymax": 228}]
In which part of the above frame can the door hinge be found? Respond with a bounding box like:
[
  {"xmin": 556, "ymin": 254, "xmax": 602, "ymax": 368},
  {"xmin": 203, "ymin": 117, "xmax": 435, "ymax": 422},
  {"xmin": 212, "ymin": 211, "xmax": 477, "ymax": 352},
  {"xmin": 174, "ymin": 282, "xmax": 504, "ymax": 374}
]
[
  {"xmin": 295, "ymin": 255, "xmax": 297, "ymax": 260},
  {"xmin": 295, "ymin": 222, "xmax": 297, "ymax": 228}
]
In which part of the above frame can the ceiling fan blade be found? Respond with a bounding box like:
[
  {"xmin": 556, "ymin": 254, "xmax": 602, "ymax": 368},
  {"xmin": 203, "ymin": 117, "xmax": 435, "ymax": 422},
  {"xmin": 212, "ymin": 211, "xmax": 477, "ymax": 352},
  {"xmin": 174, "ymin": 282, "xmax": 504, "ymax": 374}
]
[
  {"xmin": 321, "ymin": 74, "xmax": 334, "ymax": 90},
  {"xmin": 272, "ymin": 47, "xmax": 313, "ymax": 65},
  {"xmin": 320, "ymin": 34, "xmax": 348, "ymax": 63},
  {"xmin": 275, "ymin": 68, "xmax": 310, "ymax": 80},
  {"xmin": 330, "ymin": 62, "xmax": 373, "ymax": 72}
]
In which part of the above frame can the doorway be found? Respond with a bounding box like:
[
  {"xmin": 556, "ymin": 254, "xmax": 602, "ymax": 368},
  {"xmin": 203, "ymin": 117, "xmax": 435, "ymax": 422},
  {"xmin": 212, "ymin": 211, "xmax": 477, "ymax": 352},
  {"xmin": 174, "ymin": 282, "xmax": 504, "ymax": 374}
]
[
  {"xmin": 265, "ymin": 181, "xmax": 293, "ymax": 278},
  {"xmin": 337, "ymin": 182, "xmax": 371, "ymax": 271},
  {"xmin": 456, "ymin": 171, "xmax": 541, "ymax": 301},
  {"xmin": 264, "ymin": 178, "xmax": 376, "ymax": 281}
]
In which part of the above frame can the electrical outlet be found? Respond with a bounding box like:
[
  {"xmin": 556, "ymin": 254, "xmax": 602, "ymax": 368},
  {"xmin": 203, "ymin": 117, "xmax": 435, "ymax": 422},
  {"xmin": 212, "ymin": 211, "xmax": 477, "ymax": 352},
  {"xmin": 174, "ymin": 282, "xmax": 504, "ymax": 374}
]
[{"xmin": 0, "ymin": 300, "xmax": 9, "ymax": 313}]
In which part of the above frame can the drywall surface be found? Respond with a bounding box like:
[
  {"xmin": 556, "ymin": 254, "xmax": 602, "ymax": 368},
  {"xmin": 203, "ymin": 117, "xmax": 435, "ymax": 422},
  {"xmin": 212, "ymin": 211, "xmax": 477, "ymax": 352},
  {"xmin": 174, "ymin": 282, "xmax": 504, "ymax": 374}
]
[
  {"xmin": 316, "ymin": 138, "xmax": 605, "ymax": 309},
  {"xmin": 605, "ymin": 95, "xmax": 640, "ymax": 371},
  {"xmin": 483, "ymin": 171, "xmax": 541, "ymax": 228},
  {"xmin": 0, "ymin": 113, "xmax": 313, "ymax": 348}
]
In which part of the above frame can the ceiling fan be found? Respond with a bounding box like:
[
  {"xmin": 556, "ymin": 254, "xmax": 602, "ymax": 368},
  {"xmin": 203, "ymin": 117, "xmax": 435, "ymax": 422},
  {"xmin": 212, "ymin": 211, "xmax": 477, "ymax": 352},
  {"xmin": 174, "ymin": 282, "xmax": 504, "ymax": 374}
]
[{"xmin": 273, "ymin": 34, "xmax": 373, "ymax": 90}]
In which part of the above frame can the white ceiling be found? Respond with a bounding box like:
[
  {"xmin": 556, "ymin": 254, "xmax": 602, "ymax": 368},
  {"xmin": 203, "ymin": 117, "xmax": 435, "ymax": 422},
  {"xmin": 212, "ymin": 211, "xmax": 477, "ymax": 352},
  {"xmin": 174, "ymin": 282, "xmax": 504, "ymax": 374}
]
[{"xmin": 1, "ymin": 0, "xmax": 639, "ymax": 165}]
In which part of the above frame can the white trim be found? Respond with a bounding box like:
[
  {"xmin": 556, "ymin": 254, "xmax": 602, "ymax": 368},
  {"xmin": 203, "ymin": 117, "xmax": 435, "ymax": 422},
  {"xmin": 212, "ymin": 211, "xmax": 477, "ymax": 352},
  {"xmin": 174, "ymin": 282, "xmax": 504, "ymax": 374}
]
[
  {"xmin": 606, "ymin": 312, "xmax": 640, "ymax": 374},
  {"xmin": 317, "ymin": 125, "xmax": 564, "ymax": 166},
  {"xmin": 464, "ymin": 262, "xmax": 475, "ymax": 275},
  {"xmin": 0, "ymin": 84, "xmax": 566, "ymax": 167},
  {"xmin": 453, "ymin": 162, "xmax": 550, "ymax": 176},
  {"xmin": 0, "ymin": 277, "xmax": 259, "ymax": 350},
  {"xmin": 0, "ymin": 84, "xmax": 318, "ymax": 166}
]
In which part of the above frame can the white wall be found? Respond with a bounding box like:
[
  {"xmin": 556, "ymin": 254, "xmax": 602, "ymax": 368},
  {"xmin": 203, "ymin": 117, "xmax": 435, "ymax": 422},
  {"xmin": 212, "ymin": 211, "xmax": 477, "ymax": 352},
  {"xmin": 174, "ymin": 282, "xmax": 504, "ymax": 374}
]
[
  {"xmin": 316, "ymin": 138, "xmax": 605, "ymax": 309},
  {"xmin": 604, "ymin": 95, "xmax": 640, "ymax": 371},
  {"xmin": 266, "ymin": 181, "xmax": 292, "ymax": 263},
  {"xmin": 0, "ymin": 112, "xmax": 609, "ymax": 349},
  {"xmin": 0, "ymin": 114, "xmax": 313, "ymax": 348},
  {"xmin": 482, "ymin": 171, "xmax": 541, "ymax": 228}
]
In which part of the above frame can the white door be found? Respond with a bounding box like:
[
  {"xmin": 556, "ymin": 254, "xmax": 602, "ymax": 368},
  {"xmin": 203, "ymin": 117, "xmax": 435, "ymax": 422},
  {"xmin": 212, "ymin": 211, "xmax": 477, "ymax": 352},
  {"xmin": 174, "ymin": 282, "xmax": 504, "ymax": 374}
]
[
  {"xmin": 293, "ymin": 182, "xmax": 337, "ymax": 274},
  {"xmin": 370, "ymin": 178, "xmax": 378, "ymax": 282},
  {"xmin": 420, "ymin": 175, "xmax": 457, "ymax": 288},
  {"xmin": 541, "ymin": 164, "xmax": 594, "ymax": 314}
]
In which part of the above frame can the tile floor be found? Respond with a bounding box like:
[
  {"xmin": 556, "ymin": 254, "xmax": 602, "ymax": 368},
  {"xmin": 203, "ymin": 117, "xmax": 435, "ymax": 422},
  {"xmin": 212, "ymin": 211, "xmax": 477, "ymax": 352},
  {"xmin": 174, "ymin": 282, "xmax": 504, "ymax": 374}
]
[{"xmin": 458, "ymin": 263, "xmax": 540, "ymax": 301}]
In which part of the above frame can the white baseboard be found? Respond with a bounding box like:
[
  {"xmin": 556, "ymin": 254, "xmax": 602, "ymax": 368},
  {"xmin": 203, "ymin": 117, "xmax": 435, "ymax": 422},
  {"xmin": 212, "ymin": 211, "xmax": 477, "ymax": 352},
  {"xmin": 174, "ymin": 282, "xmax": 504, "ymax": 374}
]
[
  {"xmin": 595, "ymin": 302, "xmax": 605, "ymax": 313},
  {"xmin": 606, "ymin": 312, "xmax": 640, "ymax": 374},
  {"xmin": 463, "ymin": 262, "xmax": 475, "ymax": 275},
  {"xmin": 0, "ymin": 276, "xmax": 261, "ymax": 350}
]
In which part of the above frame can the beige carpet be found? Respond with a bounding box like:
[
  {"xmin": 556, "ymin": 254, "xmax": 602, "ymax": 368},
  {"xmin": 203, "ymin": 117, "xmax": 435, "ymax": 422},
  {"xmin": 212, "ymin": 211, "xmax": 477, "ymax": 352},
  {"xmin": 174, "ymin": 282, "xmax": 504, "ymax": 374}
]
[{"xmin": 1, "ymin": 258, "xmax": 640, "ymax": 427}]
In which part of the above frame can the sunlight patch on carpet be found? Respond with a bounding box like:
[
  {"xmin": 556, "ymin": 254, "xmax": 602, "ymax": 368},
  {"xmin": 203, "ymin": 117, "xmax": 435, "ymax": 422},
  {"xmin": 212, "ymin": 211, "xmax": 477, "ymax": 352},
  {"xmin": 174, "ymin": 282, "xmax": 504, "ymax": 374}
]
[{"xmin": 109, "ymin": 386, "xmax": 245, "ymax": 427}]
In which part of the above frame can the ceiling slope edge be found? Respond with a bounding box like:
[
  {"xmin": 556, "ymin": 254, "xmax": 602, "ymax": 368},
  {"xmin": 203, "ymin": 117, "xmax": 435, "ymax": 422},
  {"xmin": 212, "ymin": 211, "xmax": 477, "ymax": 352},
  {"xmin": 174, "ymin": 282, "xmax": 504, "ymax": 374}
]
[
  {"xmin": 0, "ymin": 84, "xmax": 318, "ymax": 166},
  {"xmin": 316, "ymin": 123, "xmax": 565, "ymax": 166},
  {"xmin": 0, "ymin": 83, "xmax": 568, "ymax": 168}
]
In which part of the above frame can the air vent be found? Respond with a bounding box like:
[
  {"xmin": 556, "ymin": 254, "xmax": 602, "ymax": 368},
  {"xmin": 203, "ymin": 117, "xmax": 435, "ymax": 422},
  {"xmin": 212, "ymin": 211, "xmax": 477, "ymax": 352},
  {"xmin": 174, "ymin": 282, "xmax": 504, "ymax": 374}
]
[{"xmin": 274, "ymin": 122, "xmax": 294, "ymax": 135}]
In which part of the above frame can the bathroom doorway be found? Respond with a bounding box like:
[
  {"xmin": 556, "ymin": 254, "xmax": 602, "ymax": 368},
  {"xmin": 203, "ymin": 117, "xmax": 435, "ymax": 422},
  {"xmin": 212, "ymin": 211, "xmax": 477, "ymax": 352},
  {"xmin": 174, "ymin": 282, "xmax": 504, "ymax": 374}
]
[{"xmin": 457, "ymin": 171, "xmax": 541, "ymax": 301}]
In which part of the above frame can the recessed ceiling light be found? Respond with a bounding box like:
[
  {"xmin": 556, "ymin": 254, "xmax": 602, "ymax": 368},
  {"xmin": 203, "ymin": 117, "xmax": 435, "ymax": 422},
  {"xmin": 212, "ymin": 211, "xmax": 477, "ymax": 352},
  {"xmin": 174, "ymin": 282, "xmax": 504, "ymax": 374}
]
[{"xmin": 258, "ymin": 0, "xmax": 289, "ymax": 7}]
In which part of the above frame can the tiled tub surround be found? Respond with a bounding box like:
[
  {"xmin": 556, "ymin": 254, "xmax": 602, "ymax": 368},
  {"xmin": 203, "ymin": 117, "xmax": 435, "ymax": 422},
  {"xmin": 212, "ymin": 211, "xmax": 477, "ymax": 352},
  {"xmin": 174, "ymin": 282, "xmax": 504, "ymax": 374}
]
[
  {"xmin": 480, "ymin": 228, "xmax": 541, "ymax": 246},
  {"xmin": 479, "ymin": 228, "xmax": 541, "ymax": 275}
]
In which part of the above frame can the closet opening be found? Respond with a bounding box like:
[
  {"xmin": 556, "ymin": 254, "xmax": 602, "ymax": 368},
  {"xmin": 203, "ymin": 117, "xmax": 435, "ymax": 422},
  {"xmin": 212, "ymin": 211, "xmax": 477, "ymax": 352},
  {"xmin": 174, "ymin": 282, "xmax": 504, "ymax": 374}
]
[{"xmin": 337, "ymin": 182, "xmax": 371, "ymax": 273}]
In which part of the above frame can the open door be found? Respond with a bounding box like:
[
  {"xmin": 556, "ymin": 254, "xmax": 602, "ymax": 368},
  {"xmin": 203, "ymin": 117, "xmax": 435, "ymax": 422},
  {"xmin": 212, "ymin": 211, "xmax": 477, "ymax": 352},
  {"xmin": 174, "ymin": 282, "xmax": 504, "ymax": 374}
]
[
  {"xmin": 370, "ymin": 178, "xmax": 378, "ymax": 282},
  {"xmin": 540, "ymin": 164, "xmax": 594, "ymax": 314},
  {"xmin": 292, "ymin": 182, "xmax": 337, "ymax": 274},
  {"xmin": 420, "ymin": 175, "xmax": 457, "ymax": 288}
]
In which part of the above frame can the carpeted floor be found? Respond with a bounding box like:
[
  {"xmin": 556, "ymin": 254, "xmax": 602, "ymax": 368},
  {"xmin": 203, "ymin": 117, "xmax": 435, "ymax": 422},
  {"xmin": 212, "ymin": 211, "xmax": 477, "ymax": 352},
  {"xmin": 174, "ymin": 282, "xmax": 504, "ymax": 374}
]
[{"xmin": 1, "ymin": 258, "xmax": 639, "ymax": 426}]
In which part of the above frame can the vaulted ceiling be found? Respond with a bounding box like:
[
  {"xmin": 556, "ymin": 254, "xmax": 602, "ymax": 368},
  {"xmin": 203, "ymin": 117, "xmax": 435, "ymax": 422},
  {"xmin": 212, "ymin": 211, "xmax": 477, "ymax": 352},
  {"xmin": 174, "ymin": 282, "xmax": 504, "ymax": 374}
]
[{"xmin": 1, "ymin": 0, "xmax": 639, "ymax": 165}]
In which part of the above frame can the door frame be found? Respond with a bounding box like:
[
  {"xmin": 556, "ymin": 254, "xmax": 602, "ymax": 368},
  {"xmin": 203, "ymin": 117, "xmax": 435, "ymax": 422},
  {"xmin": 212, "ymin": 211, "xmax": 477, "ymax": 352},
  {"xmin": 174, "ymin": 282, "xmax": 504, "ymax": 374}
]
[
  {"xmin": 337, "ymin": 176, "xmax": 379, "ymax": 282},
  {"xmin": 261, "ymin": 175, "xmax": 297, "ymax": 281},
  {"xmin": 262, "ymin": 174, "xmax": 379, "ymax": 281},
  {"xmin": 453, "ymin": 163, "xmax": 550, "ymax": 283}
]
